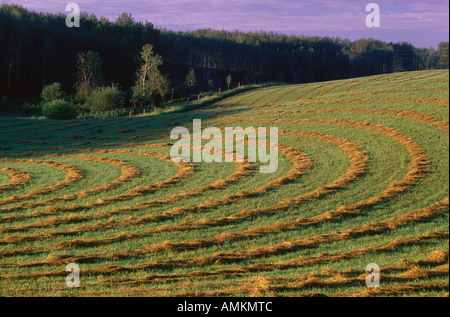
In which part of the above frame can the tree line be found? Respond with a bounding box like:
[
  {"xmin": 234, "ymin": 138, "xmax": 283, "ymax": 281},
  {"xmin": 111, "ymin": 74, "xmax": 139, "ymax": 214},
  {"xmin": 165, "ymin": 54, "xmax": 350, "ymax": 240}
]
[{"xmin": 1, "ymin": 4, "xmax": 449, "ymax": 111}]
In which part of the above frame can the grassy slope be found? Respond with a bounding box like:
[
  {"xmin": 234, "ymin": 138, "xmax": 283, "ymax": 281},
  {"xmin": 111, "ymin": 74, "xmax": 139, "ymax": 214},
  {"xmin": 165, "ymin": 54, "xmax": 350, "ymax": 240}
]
[{"xmin": 0, "ymin": 70, "xmax": 448, "ymax": 297}]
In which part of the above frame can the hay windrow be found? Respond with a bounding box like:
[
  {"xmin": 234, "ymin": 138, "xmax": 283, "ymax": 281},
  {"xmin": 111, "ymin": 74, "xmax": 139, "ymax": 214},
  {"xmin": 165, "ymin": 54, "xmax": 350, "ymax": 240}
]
[
  {"xmin": 0, "ymin": 167, "xmax": 31, "ymax": 192},
  {"xmin": 0, "ymin": 70, "xmax": 448, "ymax": 297}
]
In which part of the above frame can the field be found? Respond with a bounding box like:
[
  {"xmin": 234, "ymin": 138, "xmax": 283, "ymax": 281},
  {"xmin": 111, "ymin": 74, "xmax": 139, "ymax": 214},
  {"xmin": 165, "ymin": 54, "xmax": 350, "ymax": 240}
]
[{"xmin": 0, "ymin": 70, "xmax": 448, "ymax": 297}]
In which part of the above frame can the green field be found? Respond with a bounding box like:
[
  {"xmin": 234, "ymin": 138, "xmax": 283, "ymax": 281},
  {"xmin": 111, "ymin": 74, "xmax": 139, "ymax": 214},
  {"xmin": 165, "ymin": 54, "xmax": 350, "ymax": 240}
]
[{"xmin": 0, "ymin": 70, "xmax": 449, "ymax": 297}]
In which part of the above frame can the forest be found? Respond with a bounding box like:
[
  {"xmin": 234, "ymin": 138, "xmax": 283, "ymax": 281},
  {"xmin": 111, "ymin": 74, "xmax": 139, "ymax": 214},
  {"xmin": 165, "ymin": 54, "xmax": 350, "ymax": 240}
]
[{"xmin": 0, "ymin": 3, "xmax": 449, "ymax": 116}]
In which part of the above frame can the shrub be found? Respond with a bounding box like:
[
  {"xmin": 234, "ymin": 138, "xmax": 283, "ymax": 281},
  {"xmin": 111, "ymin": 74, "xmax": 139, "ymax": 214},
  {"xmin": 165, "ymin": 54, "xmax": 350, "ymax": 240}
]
[
  {"xmin": 85, "ymin": 86, "xmax": 125, "ymax": 112},
  {"xmin": 22, "ymin": 102, "xmax": 42, "ymax": 116},
  {"xmin": 74, "ymin": 83, "xmax": 92, "ymax": 105},
  {"xmin": 41, "ymin": 82, "xmax": 66, "ymax": 102},
  {"xmin": 42, "ymin": 99, "xmax": 77, "ymax": 120}
]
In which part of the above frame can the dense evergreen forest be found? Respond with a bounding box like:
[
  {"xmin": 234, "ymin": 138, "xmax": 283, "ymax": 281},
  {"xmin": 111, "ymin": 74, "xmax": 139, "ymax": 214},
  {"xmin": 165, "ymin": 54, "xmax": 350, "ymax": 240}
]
[{"xmin": 1, "ymin": 3, "xmax": 449, "ymax": 105}]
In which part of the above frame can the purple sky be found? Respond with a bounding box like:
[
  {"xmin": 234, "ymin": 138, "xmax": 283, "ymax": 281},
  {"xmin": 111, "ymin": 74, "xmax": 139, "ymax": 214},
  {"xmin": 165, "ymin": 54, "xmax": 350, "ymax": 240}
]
[{"xmin": 3, "ymin": 0, "xmax": 449, "ymax": 48}]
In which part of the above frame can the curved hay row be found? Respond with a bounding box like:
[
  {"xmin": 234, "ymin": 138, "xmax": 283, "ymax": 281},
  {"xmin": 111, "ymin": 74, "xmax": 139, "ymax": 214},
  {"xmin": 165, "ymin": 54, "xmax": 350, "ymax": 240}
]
[
  {"xmin": 217, "ymin": 108, "xmax": 450, "ymax": 132},
  {"xmin": 129, "ymin": 87, "xmax": 287, "ymax": 132},
  {"xmin": 17, "ymin": 116, "xmax": 434, "ymax": 263},
  {"xmin": 316, "ymin": 87, "xmax": 448, "ymax": 105},
  {"xmin": 256, "ymin": 97, "xmax": 449, "ymax": 113},
  {"xmin": 52, "ymin": 280, "xmax": 448, "ymax": 297},
  {"xmin": 340, "ymin": 73, "xmax": 395, "ymax": 93},
  {"xmin": 330, "ymin": 281, "xmax": 449, "ymax": 297},
  {"xmin": 171, "ymin": 89, "xmax": 276, "ymax": 123},
  {"xmin": 0, "ymin": 122, "xmax": 33, "ymax": 132},
  {"xmin": 4, "ymin": 261, "xmax": 448, "ymax": 296},
  {"xmin": 269, "ymin": 86, "xmax": 304, "ymax": 104},
  {"xmin": 35, "ymin": 249, "xmax": 445, "ymax": 295},
  {"xmin": 2, "ymin": 198, "xmax": 446, "ymax": 272},
  {"xmin": 0, "ymin": 149, "xmax": 194, "ymax": 234},
  {"xmin": 0, "ymin": 159, "xmax": 84, "ymax": 206},
  {"xmin": 184, "ymin": 271, "xmax": 449, "ymax": 297},
  {"xmin": 315, "ymin": 79, "xmax": 368, "ymax": 97},
  {"xmin": 294, "ymin": 84, "xmax": 326, "ymax": 100},
  {"xmin": 204, "ymin": 90, "xmax": 262, "ymax": 111},
  {"xmin": 169, "ymin": 259, "xmax": 449, "ymax": 297},
  {"xmin": 3, "ymin": 231, "xmax": 445, "ymax": 280},
  {"xmin": 65, "ymin": 118, "xmax": 149, "ymax": 140},
  {"xmin": 368, "ymin": 70, "xmax": 449, "ymax": 87},
  {"xmin": 11, "ymin": 118, "xmax": 135, "ymax": 145},
  {"xmin": 0, "ymin": 114, "xmax": 431, "ymax": 261},
  {"xmin": 0, "ymin": 144, "xmax": 303, "ymax": 247},
  {"xmin": 0, "ymin": 167, "xmax": 31, "ymax": 192},
  {"xmin": 0, "ymin": 154, "xmax": 141, "ymax": 221},
  {"xmin": 0, "ymin": 122, "xmax": 65, "ymax": 136},
  {"xmin": 243, "ymin": 88, "xmax": 283, "ymax": 107},
  {"xmin": 341, "ymin": 70, "xmax": 447, "ymax": 93},
  {"xmin": 0, "ymin": 128, "xmax": 366, "ymax": 257},
  {"xmin": 160, "ymin": 116, "xmax": 429, "ymax": 241},
  {"xmin": 378, "ymin": 80, "xmax": 449, "ymax": 93},
  {"xmin": 93, "ymin": 247, "xmax": 449, "ymax": 289},
  {"xmin": 0, "ymin": 151, "xmax": 254, "ymax": 244},
  {"xmin": 137, "ymin": 90, "xmax": 277, "ymax": 134},
  {"xmin": 0, "ymin": 72, "xmax": 447, "ymax": 296}
]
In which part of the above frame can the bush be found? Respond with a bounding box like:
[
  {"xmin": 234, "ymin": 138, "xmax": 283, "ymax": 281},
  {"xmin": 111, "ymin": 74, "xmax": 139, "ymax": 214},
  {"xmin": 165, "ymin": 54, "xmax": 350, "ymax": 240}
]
[
  {"xmin": 22, "ymin": 102, "xmax": 42, "ymax": 116},
  {"xmin": 42, "ymin": 99, "xmax": 77, "ymax": 120},
  {"xmin": 41, "ymin": 82, "xmax": 66, "ymax": 102},
  {"xmin": 85, "ymin": 86, "xmax": 125, "ymax": 111}
]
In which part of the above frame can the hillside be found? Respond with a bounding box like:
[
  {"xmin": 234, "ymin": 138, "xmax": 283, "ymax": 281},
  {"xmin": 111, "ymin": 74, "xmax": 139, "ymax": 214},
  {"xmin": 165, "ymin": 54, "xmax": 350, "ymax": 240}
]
[{"xmin": 0, "ymin": 70, "xmax": 448, "ymax": 296}]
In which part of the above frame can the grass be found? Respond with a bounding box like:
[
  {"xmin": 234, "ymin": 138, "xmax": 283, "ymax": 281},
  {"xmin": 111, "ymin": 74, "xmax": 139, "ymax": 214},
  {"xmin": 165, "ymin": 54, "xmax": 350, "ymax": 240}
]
[{"xmin": 0, "ymin": 70, "xmax": 448, "ymax": 297}]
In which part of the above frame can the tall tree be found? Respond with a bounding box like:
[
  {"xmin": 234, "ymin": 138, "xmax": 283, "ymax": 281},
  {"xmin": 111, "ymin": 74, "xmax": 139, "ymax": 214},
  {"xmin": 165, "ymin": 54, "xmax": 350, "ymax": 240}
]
[
  {"xmin": 75, "ymin": 51, "xmax": 103, "ymax": 102},
  {"xmin": 185, "ymin": 68, "xmax": 198, "ymax": 94},
  {"xmin": 436, "ymin": 42, "xmax": 449, "ymax": 69},
  {"xmin": 226, "ymin": 74, "xmax": 232, "ymax": 89},
  {"xmin": 131, "ymin": 44, "xmax": 168, "ymax": 109}
]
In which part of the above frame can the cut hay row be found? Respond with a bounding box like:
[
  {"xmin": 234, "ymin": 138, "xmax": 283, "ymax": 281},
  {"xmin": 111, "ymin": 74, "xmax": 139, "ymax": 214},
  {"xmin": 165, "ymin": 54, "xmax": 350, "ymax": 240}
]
[
  {"xmin": 0, "ymin": 198, "xmax": 449, "ymax": 272},
  {"xmin": 81, "ymin": 94, "xmax": 449, "ymax": 141},
  {"xmin": 205, "ymin": 91, "xmax": 262, "ymax": 111},
  {"xmin": 341, "ymin": 71, "xmax": 444, "ymax": 93},
  {"xmin": 82, "ymin": 249, "xmax": 448, "ymax": 294},
  {"xmin": 256, "ymin": 96, "xmax": 449, "ymax": 112},
  {"xmin": 0, "ymin": 144, "xmax": 300, "ymax": 247},
  {"xmin": 217, "ymin": 108, "xmax": 450, "ymax": 132},
  {"xmin": 0, "ymin": 159, "xmax": 84, "ymax": 206},
  {"xmin": 0, "ymin": 167, "xmax": 31, "ymax": 192},
  {"xmin": 330, "ymin": 282, "xmax": 449, "ymax": 297},
  {"xmin": 0, "ymin": 149, "xmax": 194, "ymax": 234},
  {"xmin": 0, "ymin": 125, "xmax": 365, "ymax": 251},
  {"xmin": 0, "ymin": 122, "xmax": 34, "ymax": 132},
  {"xmin": 312, "ymin": 88, "xmax": 450, "ymax": 104},
  {"xmin": 169, "ymin": 262, "xmax": 449, "ymax": 297},
  {"xmin": 368, "ymin": 70, "xmax": 449, "ymax": 87},
  {"xmin": 0, "ymin": 120, "xmax": 89, "ymax": 136},
  {"xmin": 0, "ymin": 106, "xmax": 433, "ymax": 255},
  {"xmin": 0, "ymin": 70, "xmax": 447, "ymax": 297},
  {"xmin": 241, "ymin": 88, "xmax": 283, "ymax": 107},
  {"xmin": 294, "ymin": 84, "xmax": 327, "ymax": 100},
  {"xmin": 0, "ymin": 151, "xmax": 254, "ymax": 245},
  {"xmin": 269, "ymin": 86, "xmax": 305, "ymax": 104},
  {"xmin": 0, "ymin": 155, "xmax": 141, "ymax": 220},
  {"xmin": 37, "ymin": 251, "xmax": 446, "ymax": 296},
  {"xmin": 2, "ymin": 116, "xmax": 430, "ymax": 262}
]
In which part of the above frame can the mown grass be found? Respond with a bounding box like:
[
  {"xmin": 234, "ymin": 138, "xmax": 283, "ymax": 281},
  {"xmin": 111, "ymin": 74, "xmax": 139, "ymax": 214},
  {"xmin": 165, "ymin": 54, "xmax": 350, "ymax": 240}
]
[{"xmin": 0, "ymin": 70, "xmax": 448, "ymax": 297}]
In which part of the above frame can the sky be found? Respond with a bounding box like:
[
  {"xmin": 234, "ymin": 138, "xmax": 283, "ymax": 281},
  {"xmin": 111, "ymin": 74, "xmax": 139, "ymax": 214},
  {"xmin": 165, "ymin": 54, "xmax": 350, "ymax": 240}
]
[{"xmin": 3, "ymin": 0, "xmax": 449, "ymax": 48}]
